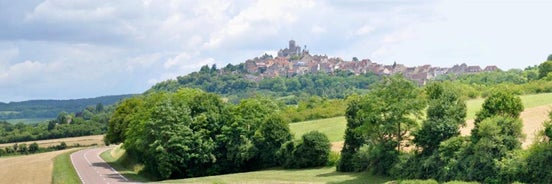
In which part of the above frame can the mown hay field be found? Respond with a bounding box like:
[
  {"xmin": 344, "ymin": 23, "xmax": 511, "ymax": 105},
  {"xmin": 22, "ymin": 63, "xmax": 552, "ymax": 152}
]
[
  {"xmin": 291, "ymin": 93, "xmax": 552, "ymax": 150},
  {"xmin": 0, "ymin": 134, "xmax": 104, "ymax": 149},
  {"xmin": 0, "ymin": 148, "xmax": 77, "ymax": 184}
]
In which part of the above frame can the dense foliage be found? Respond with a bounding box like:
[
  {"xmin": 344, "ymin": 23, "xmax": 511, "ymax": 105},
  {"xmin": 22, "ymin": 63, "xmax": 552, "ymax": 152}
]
[
  {"xmin": 0, "ymin": 103, "xmax": 113, "ymax": 143},
  {"xmin": 0, "ymin": 94, "xmax": 132, "ymax": 120},
  {"xmin": 413, "ymin": 82, "xmax": 467, "ymax": 155},
  {"xmin": 339, "ymin": 76, "xmax": 545, "ymax": 183},
  {"xmin": 338, "ymin": 75, "xmax": 426, "ymax": 174},
  {"xmin": 280, "ymin": 131, "xmax": 331, "ymax": 168},
  {"xmin": 106, "ymin": 89, "xmax": 313, "ymax": 180},
  {"xmin": 336, "ymin": 94, "xmax": 367, "ymax": 172},
  {"xmin": 148, "ymin": 64, "xmax": 380, "ymax": 103}
]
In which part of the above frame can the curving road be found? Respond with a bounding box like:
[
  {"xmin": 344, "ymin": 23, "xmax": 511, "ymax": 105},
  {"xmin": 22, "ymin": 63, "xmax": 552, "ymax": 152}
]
[{"xmin": 71, "ymin": 147, "xmax": 135, "ymax": 184}]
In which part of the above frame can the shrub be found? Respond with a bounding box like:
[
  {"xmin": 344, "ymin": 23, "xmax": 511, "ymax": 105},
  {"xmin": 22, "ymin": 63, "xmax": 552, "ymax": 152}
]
[
  {"xmin": 522, "ymin": 143, "xmax": 552, "ymax": 183},
  {"xmin": 281, "ymin": 131, "xmax": 330, "ymax": 168},
  {"xmin": 327, "ymin": 151, "xmax": 340, "ymax": 166},
  {"xmin": 350, "ymin": 145, "xmax": 371, "ymax": 172}
]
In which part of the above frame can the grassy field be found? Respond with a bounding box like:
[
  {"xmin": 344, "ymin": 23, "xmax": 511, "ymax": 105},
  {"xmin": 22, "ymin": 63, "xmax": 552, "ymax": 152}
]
[
  {"xmin": 52, "ymin": 149, "xmax": 81, "ymax": 184},
  {"xmin": 290, "ymin": 116, "xmax": 347, "ymax": 142},
  {"xmin": 466, "ymin": 92, "xmax": 552, "ymax": 119},
  {"xmin": 292, "ymin": 93, "xmax": 552, "ymax": 145},
  {"xmin": 0, "ymin": 134, "xmax": 104, "ymax": 149},
  {"xmin": 0, "ymin": 148, "xmax": 76, "ymax": 184},
  {"xmin": 163, "ymin": 167, "xmax": 390, "ymax": 184}
]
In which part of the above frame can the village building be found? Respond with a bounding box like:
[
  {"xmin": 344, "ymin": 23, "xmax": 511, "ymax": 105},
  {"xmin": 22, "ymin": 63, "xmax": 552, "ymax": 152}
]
[{"xmin": 278, "ymin": 40, "xmax": 303, "ymax": 57}]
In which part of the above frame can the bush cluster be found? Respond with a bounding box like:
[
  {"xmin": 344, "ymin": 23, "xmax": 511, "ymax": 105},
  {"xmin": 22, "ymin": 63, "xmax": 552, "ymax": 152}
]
[
  {"xmin": 106, "ymin": 88, "xmax": 336, "ymax": 180},
  {"xmin": 280, "ymin": 131, "xmax": 331, "ymax": 168}
]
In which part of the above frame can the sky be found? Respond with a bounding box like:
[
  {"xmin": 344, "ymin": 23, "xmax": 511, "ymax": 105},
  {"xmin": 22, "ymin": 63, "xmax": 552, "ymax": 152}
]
[{"xmin": 0, "ymin": 0, "xmax": 551, "ymax": 102}]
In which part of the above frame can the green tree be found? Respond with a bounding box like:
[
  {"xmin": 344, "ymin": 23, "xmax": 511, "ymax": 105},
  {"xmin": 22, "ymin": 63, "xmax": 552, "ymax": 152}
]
[
  {"xmin": 56, "ymin": 111, "xmax": 69, "ymax": 124},
  {"xmin": 58, "ymin": 142, "xmax": 67, "ymax": 150},
  {"xmin": 95, "ymin": 103, "xmax": 104, "ymax": 112},
  {"xmin": 123, "ymin": 91, "xmax": 218, "ymax": 179},
  {"xmin": 413, "ymin": 82, "xmax": 467, "ymax": 155},
  {"xmin": 234, "ymin": 97, "xmax": 280, "ymax": 135},
  {"xmin": 337, "ymin": 95, "xmax": 366, "ymax": 172},
  {"xmin": 538, "ymin": 60, "xmax": 552, "ymax": 79},
  {"xmin": 18, "ymin": 143, "xmax": 27, "ymax": 154},
  {"xmin": 29, "ymin": 142, "xmax": 39, "ymax": 153},
  {"xmin": 523, "ymin": 111, "xmax": 552, "ymax": 183},
  {"xmin": 105, "ymin": 97, "xmax": 144, "ymax": 144},
  {"xmin": 252, "ymin": 114, "xmax": 292, "ymax": 168},
  {"xmin": 282, "ymin": 131, "xmax": 330, "ymax": 168},
  {"xmin": 474, "ymin": 90, "xmax": 523, "ymax": 124},
  {"xmin": 458, "ymin": 116, "xmax": 524, "ymax": 183},
  {"xmin": 548, "ymin": 54, "xmax": 552, "ymax": 61},
  {"xmin": 341, "ymin": 75, "xmax": 425, "ymax": 175},
  {"xmin": 361, "ymin": 75, "xmax": 425, "ymax": 152}
]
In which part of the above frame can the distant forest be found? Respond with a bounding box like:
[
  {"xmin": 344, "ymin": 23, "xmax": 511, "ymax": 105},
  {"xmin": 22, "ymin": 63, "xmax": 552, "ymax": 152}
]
[{"xmin": 0, "ymin": 94, "xmax": 135, "ymax": 120}]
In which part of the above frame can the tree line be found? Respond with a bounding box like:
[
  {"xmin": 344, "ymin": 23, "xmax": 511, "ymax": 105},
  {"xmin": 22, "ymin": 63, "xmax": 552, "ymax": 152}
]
[
  {"xmin": 0, "ymin": 103, "xmax": 112, "ymax": 143},
  {"xmin": 105, "ymin": 88, "xmax": 332, "ymax": 180},
  {"xmin": 0, "ymin": 94, "xmax": 133, "ymax": 120},
  {"xmin": 148, "ymin": 64, "xmax": 380, "ymax": 104},
  {"xmin": 338, "ymin": 74, "xmax": 552, "ymax": 183},
  {"xmin": 0, "ymin": 141, "xmax": 70, "ymax": 157}
]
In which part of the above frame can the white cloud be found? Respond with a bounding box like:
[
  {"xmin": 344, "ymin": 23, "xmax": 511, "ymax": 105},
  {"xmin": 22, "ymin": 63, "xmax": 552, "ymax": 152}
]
[
  {"xmin": 355, "ymin": 25, "xmax": 374, "ymax": 36},
  {"xmin": 25, "ymin": 0, "xmax": 116, "ymax": 23},
  {"xmin": 0, "ymin": 48, "xmax": 19, "ymax": 66},
  {"xmin": 148, "ymin": 57, "xmax": 215, "ymax": 85},
  {"xmin": 311, "ymin": 25, "xmax": 326, "ymax": 34},
  {"xmin": 164, "ymin": 52, "xmax": 192, "ymax": 69},
  {"xmin": 203, "ymin": 0, "xmax": 315, "ymax": 49}
]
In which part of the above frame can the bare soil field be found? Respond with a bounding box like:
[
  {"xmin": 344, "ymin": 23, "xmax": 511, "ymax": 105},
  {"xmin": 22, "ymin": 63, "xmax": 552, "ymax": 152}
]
[
  {"xmin": 0, "ymin": 148, "xmax": 77, "ymax": 184},
  {"xmin": 0, "ymin": 135, "xmax": 104, "ymax": 149}
]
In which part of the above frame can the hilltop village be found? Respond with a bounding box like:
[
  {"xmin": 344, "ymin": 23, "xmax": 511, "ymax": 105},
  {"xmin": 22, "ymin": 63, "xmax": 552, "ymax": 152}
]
[{"xmin": 243, "ymin": 40, "xmax": 499, "ymax": 85}]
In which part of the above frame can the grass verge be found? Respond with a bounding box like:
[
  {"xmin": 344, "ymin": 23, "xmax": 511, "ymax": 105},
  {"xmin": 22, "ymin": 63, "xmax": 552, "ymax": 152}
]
[
  {"xmin": 99, "ymin": 145, "xmax": 151, "ymax": 182},
  {"xmin": 163, "ymin": 166, "xmax": 390, "ymax": 184},
  {"xmin": 51, "ymin": 149, "xmax": 81, "ymax": 184}
]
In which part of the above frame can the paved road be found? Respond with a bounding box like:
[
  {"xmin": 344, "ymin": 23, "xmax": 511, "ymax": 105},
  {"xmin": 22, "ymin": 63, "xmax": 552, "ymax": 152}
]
[{"xmin": 71, "ymin": 147, "xmax": 135, "ymax": 184}]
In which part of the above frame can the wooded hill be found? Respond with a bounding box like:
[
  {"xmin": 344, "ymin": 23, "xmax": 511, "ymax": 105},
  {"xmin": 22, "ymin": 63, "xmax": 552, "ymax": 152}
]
[{"xmin": 0, "ymin": 94, "xmax": 135, "ymax": 120}]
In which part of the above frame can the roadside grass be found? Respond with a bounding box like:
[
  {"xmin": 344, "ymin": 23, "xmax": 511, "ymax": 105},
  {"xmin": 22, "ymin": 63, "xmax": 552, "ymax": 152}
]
[
  {"xmin": 100, "ymin": 145, "xmax": 151, "ymax": 182},
  {"xmin": 162, "ymin": 167, "xmax": 390, "ymax": 184},
  {"xmin": 52, "ymin": 149, "xmax": 81, "ymax": 184}
]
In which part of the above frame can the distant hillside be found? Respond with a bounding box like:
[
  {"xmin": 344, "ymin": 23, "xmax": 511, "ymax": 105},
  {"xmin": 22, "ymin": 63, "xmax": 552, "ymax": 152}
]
[
  {"xmin": 148, "ymin": 41, "xmax": 503, "ymax": 103},
  {"xmin": 0, "ymin": 94, "xmax": 135, "ymax": 120}
]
